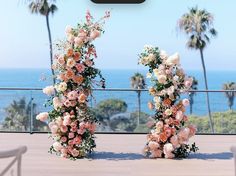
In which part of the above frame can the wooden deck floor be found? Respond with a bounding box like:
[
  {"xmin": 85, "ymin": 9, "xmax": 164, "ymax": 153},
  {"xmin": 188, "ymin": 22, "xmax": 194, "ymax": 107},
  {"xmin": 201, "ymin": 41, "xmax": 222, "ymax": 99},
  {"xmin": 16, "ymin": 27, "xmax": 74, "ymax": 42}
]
[{"xmin": 0, "ymin": 134, "xmax": 235, "ymax": 176}]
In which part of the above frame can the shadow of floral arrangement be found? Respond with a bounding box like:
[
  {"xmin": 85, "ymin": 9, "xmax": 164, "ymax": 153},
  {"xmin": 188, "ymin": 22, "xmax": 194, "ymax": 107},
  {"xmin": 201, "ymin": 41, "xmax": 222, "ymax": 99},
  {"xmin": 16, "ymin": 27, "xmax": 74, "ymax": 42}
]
[
  {"xmin": 89, "ymin": 151, "xmax": 144, "ymax": 161},
  {"xmin": 188, "ymin": 152, "xmax": 233, "ymax": 160}
]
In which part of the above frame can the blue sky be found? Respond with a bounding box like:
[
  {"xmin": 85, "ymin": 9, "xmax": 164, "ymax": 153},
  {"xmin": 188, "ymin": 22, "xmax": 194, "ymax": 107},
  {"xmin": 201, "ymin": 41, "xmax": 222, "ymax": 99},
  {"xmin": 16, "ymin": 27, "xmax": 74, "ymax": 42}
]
[{"xmin": 0, "ymin": 0, "xmax": 236, "ymax": 71}]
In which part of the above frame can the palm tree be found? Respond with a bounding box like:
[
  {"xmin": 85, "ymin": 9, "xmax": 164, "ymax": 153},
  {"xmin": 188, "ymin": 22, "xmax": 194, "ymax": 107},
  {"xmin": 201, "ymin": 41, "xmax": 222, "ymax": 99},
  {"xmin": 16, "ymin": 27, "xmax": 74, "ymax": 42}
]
[
  {"xmin": 130, "ymin": 73, "xmax": 146, "ymax": 127},
  {"xmin": 28, "ymin": 0, "xmax": 57, "ymax": 84},
  {"xmin": 189, "ymin": 77, "xmax": 198, "ymax": 114},
  {"xmin": 178, "ymin": 6, "xmax": 217, "ymax": 132},
  {"xmin": 222, "ymin": 82, "xmax": 236, "ymax": 110}
]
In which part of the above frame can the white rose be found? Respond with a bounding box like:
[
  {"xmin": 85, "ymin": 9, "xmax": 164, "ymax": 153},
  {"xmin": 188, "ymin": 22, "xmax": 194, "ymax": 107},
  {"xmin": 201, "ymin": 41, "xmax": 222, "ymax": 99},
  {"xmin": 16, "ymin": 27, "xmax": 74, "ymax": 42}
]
[
  {"xmin": 56, "ymin": 82, "xmax": 67, "ymax": 92},
  {"xmin": 165, "ymin": 109, "xmax": 172, "ymax": 116},
  {"xmin": 43, "ymin": 86, "xmax": 55, "ymax": 96},
  {"xmin": 160, "ymin": 50, "xmax": 168, "ymax": 60},
  {"xmin": 53, "ymin": 142, "xmax": 63, "ymax": 152},
  {"xmin": 66, "ymin": 58, "xmax": 76, "ymax": 68},
  {"xmin": 158, "ymin": 75, "xmax": 167, "ymax": 84},
  {"xmin": 147, "ymin": 53, "xmax": 155, "ymax": 62},
  {"xmin": 166, "ymin": 53, "xmax": 180, "ymax": 66},
  {"xmin": 53, "ymin": 97, "xmax": 63, "ymax": 110}
]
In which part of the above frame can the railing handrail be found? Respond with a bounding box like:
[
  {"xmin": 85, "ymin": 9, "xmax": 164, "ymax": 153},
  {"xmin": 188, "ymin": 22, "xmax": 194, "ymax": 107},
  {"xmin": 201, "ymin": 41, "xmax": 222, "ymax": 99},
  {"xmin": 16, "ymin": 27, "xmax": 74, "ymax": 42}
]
[{"xmin": 0, "ymin": 87, "xmax": 236, "ymax": 92}]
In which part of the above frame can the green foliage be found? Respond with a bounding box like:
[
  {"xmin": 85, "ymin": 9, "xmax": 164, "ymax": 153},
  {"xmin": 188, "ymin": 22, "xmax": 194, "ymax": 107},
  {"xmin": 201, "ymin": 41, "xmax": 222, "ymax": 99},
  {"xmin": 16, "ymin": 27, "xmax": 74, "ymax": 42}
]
[
  {"xmin": 94, "ymin": 99, "xmax": 128, "ymax": 122},
  {"xmin": 189, "ymin": 111, "xmax": 236, "ymax": 134},
  {"xmin": 1, "ymin": 98, "xmax": 48, "ymax": 131}
]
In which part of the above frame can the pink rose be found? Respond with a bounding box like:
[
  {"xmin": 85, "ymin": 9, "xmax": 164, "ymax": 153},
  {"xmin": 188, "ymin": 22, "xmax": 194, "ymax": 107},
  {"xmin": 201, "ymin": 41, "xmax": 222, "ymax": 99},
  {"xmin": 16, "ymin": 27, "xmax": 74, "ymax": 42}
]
[
  {"xmin": 150, "ymin": 149, "xmax": 162, "ymax": 158},
  {"xmin": 90, "ymin": 30, "xmax": 100, "ymax": 40},
  {"xmin": 184, "ymin": 77, "xmax": 193, "ymax": 88},
  {"xmin": 156, "ymin": 121, "xmax": 164, "ymax": 129},
  {"xmin": 163, "ymin": 143, "xmax": 175, "ymax": 159},
  {"xmin": 50, "ymin": 125, "xmax": 58, "ymax": 134},
  {"xmin": 73, "ymin": 136, "xmax": 82, "ymax": 145},
  {"xmin": 71, "ymin": 126, "xmax": 77, "ymax": 132},
  {"xmin": 67, "ymin": 91, "xmax": 79, "ymax": 100},
  {"xmin": 36, "ymin": 112, "xmax": 48, "ymax": 122},
  {"xmin": 84, "ymin": 59, "xmax": 94, "ymax": 67},
  {"xmin": 77, "ymin": 128, "xmax": 85, "ymax": 135},
  {"xmin": 58, "ymin": 55, "xmax": 65, "ymax": 65},
  {"xmin": 53, "ymin": 97, "xmax": 63, "ymax": 110},
  {"xmin": 75, "ymin": 63, "xmax": 85, "ymax": 73},
  {"xmin": 64, "ymin": 99, "xmax": 71, "ymax": 108},
  {"xmin": 63, "ymin": 115, "xmax": 71, "ymax": 126},
  {"xmin": 61, "ymin": 136, "xmax": 67, "ymax": 143},
  {"xmin": 60, "ymin": 125, "xmax": 68, "ymax": 133},
  {"xmin": 148, "ymin": 141, "xmax": 160, "ymax": 150},
  {"xmin": 68, "ymin": 132, "xmax": 75, "ymax": 139},
  {"xmin": 71, "ymin": 149, "xmax": 80, "ymax": 157},
  {"xmin": 176, "ymin": 111, "xmax": 183, "ymax": 121},
  {"xmin": 188, "ymin": 125, "xmax": 197, "ymax": 137},
  {"xmin": 182, "ymin": 99, "xmax": 190, "ymax": 107},
  {"xmin": 178, "ymin": 128, "xmax": 190, "ymax": 144},
  {"xmin": 74, "ymin": 37, "xmax": 83, "ymax": 46},
  {"xmin": 68, "ymin": 140, "xmax": 74, "ymax": 146},
  {"xmin": 61, "ymin": 148, "xmax": 68, "ymax": 155},
  {"xmin": 170, "ymin": 135, "xmax": 179, "ymax": 148},
  {"xmin": 53, "ymin": 142, "xmax": 63, "ymax": 152}
]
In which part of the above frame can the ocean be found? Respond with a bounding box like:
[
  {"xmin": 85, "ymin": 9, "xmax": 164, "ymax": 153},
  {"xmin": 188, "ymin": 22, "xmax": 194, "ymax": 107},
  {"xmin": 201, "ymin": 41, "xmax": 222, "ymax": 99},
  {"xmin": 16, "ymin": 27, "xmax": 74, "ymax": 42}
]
[{"xmin": 0, "ymin": 68, "xmax": 236, "ymax": 122}]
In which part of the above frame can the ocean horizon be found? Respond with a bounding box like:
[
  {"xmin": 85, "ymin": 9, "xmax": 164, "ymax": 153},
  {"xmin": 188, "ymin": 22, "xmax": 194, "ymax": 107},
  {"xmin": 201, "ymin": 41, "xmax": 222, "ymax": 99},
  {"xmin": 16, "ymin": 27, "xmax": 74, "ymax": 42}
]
[{"xmin": 0, "ymin": 68, "xmax": 235, "ymax": 122}]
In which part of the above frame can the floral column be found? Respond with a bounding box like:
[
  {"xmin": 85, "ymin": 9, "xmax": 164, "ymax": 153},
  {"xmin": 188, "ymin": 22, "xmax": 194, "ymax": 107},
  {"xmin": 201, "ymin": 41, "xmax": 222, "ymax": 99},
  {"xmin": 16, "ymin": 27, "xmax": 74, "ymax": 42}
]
[
  {"xmin": 139, "ymin": 45, "xmax": 198, "ymax": 159},
  {"xmin": 36, "ymin": 11, "xmax": 110, "ymax": 160}
]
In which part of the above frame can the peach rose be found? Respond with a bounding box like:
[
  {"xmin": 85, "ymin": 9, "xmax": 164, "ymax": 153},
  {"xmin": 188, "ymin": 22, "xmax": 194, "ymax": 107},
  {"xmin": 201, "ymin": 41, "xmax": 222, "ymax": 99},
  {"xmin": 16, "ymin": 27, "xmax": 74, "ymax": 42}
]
[
  {"xmin": 84, "ymin": 59, "xmax": 94, "ymax": 67},
  {"xmin": 159, "ymin": 133, "xmax": 168, "ymax": 143},
  {"xmin": 148, "ymin": 141, "xmax": 160, "ymax": 150},
  {"xmin": 78, "ymin": 93, "xmax": 87, "ymax": 103},
  {"xmin": 67, "ymin": 48, "xmax": 73, "ymax": 57},
  {"xmin": 73, "ymin": 136, "xmax": 82, "ymax": 145},
  {"xmin": 58, "ymin": 55, "xmax": 65, "ymax": 65},
  {"xmin": 36, "ymin": 112, "xmax": 48, "ymax": 122},
  {"xmin": 73, "ymin": 75, "xmax": 84, "ymax": 85},
  {"xmin": 66, "ymin": 58, "xmax": 76, "ymax": 68},
  {"xmin": 75, "ymin": 64, "xmax": 85, "ymax": 73},
  {"xmin": 43, "ymin": 86, "xmax": 55, "ymax": 96},
  {"xmin": 71, "ymin": 149, "xmax": 80, "ymax": 157},
  {"xmin": 90, "ymin": 30, "xmax": 100, "ymax": 40},
  {"xmin": 60, "ymin": 125, "xmax": 68, "ymax": 133}
]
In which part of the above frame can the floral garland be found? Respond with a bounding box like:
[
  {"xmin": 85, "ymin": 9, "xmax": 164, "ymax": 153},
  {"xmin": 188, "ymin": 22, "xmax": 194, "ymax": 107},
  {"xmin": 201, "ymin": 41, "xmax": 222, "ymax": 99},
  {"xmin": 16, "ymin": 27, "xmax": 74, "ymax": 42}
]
[
  {"xmin": 36, "ymin": 11, "xmax": 110, "ymax": 160},
  {"xmin": 139, "ymin": 45, "xmax": 198, "ymax": 159}
]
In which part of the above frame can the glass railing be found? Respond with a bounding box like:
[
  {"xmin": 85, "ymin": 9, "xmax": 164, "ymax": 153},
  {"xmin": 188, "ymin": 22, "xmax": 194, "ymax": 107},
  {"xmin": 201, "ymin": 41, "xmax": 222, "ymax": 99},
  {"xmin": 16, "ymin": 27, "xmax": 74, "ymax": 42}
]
[{"xmin": 0, "ymin": 88, "xmax": 235, "ymax": 134}]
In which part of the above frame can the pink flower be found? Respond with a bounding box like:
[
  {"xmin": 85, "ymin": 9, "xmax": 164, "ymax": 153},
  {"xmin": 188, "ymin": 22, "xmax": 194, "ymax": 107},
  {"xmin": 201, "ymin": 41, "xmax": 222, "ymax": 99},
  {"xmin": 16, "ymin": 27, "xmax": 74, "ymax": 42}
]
[
  {"xmin": 63, "ymin": 115, "xmax": 71, "ymax": 126},
  {"xmin": 68, "ymin": 140, "xmax": 74, "ymax": 146},
  {"xmin": 170, "ymin": 135, "xmax": 179, "ymax": 148},
  {"xmin": 48, "ymin": 121, "xmax": 56, "ymax": 129},
  {"xmin": 148, "ymin": 141, "xmax": 160, "ymax": 150},
  {"xmin": 182, "ymin": 99, "xmax": 190, "ymax": 107},
  {"xmin": 75, "ymin": 64, "xmax": 85, "ymax": 73},
  {"xmin": 84, "ymin": 59, "xmax": 94, "ymax": 67},
  {"xmin": 74, "ymin": 37, "xmax": 83, "ymax": 46},
  {"xmin": 53, "ymin": 97, "xmax": 63, "ymax": 110},
  {"xmin": 64, "ymin": 99, "xmax": 71, "ymax": 108},
  {"xmin": 61, "ymin": 148, "xmax": 68, "ymax": 155},
  {"xmin": 50, "ymin": 125, "xmax": 58, "ymax": 134},
  {"xmin": 77, "ymin": 128, "xmax": 85, "ymax": 135},
  {"xmin": 78, "ymin": 93, "xmax": 87, "ymax": 103},
  {"xmin": 53, "ymin": 142, "xmax": 63, "ymax": 152},
  {"xmin": 68, "ymin": 132, "xmax": 75, "ymax": 139},
  {"xmin": 175, "ymin": 111, "xmax": 183, "ymax": 121},
  {"xmin": 71, "ymin": 126, "xmax": 77, "ymax": 132},
  {"xmin": 178, "ymin": 128, "xmax": 190, "ymax": 144},
  {"xmin": 61, "ymin": 136, "xmax": 67, "ymax": 143},
  {"xmin": 90, "ymin": 30, "xmax": 100, "ymax": 40},
  {"xmin": 43, "ymin": 86, "xmax": 55, "ymax": 96},
  {"xmin": 156, "ymin": 121, "xmax": 164, "ymax": 130},
  {"xmin": 36, "ymin": 112, "xmax": 48, "ymax": 122},
  {"xmin": 184, "ymin": 77, "xmax": 193, "ymax": 88},
  {"xmin": 188, "ymin": 125, "xmax": 197, "ymax": 137},
  {"xmin": 60, "ymin": 125, "xmax": 68, "ymax": 133},
  {"xmin": 163, "ymin": 143, "xmax": 175, "ymax": 159},
  {"xmin": 89, "ymin": 123, "xmax": 96, "ymax": 134},
  {"xmin": 73, "ymin": 136, "xmax": 82, "ymax": 145},
  {"xmin": 150, "ymin": 149, "xmax": 162, "ymax": 158},
  {"xmin": 67, "ymin": 91, "xmax": 79, "ymax": 100},
  {"xmin": 58, "ymin": 55, "xmax": 65, "ymax": 65},
  {"xmin": 71, "ymin": 149, "xmax": 80, "ymax": 157}
]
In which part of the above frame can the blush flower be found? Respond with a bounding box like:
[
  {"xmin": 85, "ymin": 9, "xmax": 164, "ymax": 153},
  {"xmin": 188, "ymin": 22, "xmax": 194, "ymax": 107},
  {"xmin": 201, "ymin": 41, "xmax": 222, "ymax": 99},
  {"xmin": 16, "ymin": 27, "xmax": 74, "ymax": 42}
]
[
  {"xmin": 76, "ymin": 64, "xmax": 85, "ymax": 73},
  {"xmin": 36, "ymin": 112, "xmax": 48, "ymax": 122},
  {"xmin": 43, "ymin": 86, "xmax": 55, "ymax": 96}
]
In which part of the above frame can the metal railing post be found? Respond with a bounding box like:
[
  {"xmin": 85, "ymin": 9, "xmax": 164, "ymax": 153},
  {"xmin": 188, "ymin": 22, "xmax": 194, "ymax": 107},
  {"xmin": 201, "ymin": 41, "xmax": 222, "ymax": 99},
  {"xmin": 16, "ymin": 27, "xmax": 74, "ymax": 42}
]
[{"xmin": 30, "ymin": 91, "xmax": 34, "ymax": 134}]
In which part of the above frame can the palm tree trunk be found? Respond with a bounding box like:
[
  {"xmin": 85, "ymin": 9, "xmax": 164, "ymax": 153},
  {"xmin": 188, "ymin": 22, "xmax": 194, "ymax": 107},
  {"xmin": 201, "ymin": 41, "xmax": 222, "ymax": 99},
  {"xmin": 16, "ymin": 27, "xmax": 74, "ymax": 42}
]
[
  {"xmin": 137, "ymin": 91, "xmax": 141, "ymax": 127},
  {"xmin": 200, "ymin": 49, "xmax": 214, "ymax": 133},
  {"xmin": 46, "ymin": 14, "xmax": 56, "ymax": 85}
]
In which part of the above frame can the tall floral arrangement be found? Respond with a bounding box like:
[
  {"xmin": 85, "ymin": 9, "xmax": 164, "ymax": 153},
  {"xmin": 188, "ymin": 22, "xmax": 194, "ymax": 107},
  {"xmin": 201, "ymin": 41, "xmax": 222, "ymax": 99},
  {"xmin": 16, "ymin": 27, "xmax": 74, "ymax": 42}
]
[
  {"xmin": 139, "ymin": 45, "xmax": 198, "ymax": 159},
  {"xmin": 36, "ymin": 11, "xmax": 110, "ymax": 160}
]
